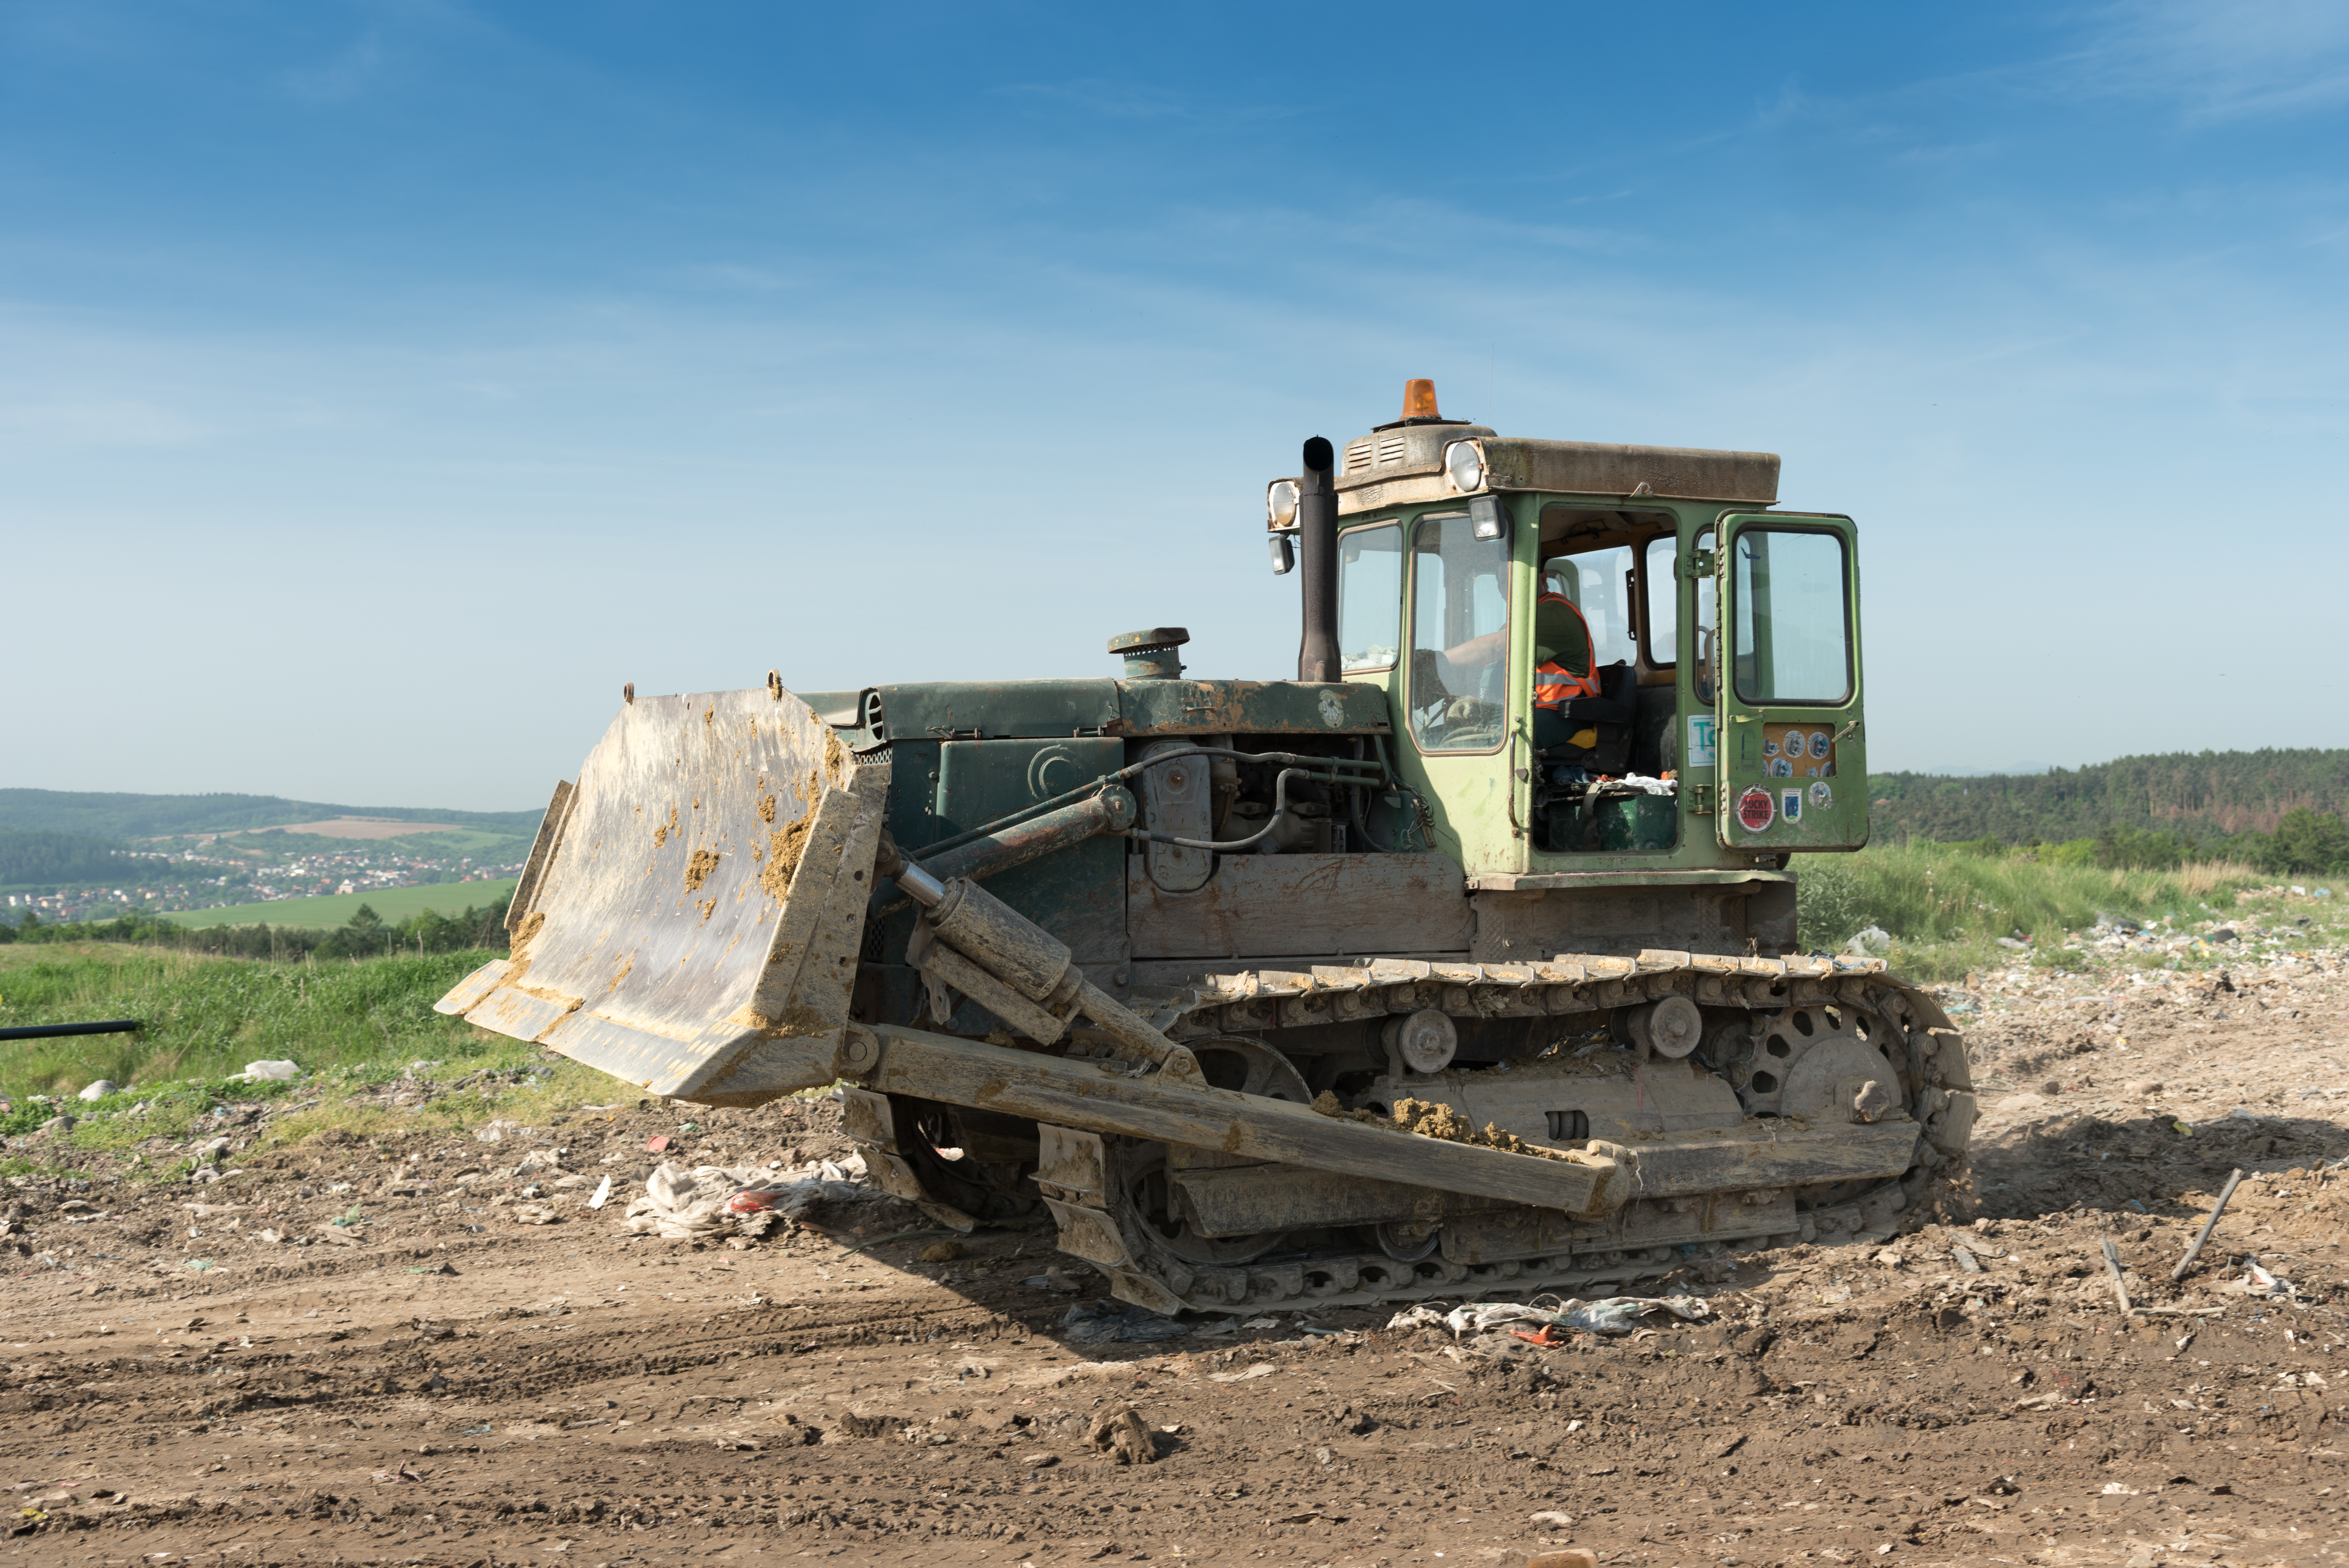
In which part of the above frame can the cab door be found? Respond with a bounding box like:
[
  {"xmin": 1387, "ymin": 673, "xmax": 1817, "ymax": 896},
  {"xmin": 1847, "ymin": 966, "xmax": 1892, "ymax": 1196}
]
[{"xmin": 1712, "ymin": 514, "xmax": 1868, "ymax": 851}]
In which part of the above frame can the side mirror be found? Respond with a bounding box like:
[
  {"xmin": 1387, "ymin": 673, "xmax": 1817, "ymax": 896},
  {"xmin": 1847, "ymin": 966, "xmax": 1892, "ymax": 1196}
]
[{"xmin": 1269, "ymin": 534, "xmax": 1296, "ymax": 575}]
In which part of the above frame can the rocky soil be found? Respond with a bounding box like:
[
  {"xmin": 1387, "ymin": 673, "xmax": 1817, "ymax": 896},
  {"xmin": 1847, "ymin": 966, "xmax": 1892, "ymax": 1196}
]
[{"xmin": 0, "ymin": 902, "xmax": 2345, "ymax": 1568}]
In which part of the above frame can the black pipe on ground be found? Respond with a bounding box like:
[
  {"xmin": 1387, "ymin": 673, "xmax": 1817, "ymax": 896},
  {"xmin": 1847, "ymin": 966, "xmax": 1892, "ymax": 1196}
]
[{"xmin": 0, "ymin": 1019, "xmax": 141, "ymax": 1042}]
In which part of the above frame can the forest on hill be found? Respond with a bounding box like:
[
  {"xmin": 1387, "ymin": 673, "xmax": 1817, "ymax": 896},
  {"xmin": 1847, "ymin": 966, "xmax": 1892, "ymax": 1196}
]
[{"xmin": 1870, "ymin": 748, "xmax": 2349, "ymax": 873}]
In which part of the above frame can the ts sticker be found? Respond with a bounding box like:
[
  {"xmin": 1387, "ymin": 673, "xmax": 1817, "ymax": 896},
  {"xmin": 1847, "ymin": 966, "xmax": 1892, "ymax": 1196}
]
[
  {"xmin": 1686, "ymin": 714, "xmax": 1717, "ymax": 768},
  {"xmin": 1781, "ymin": 788, "xmax": 1803, "ymax": 823},
  {"xmin": 1810, "ymin": 780, "xmax": 1834, "ymax": 810},
  {"xmin": 1736, "ymin": 786, "xmax": 1775, "ymax": 833},
  {"xmin": 1810, "ymin": 731, "xmax": 1832, "ymax": 759},
  {"xmin": 1762, "ymin": 736, "xmax": 1779, "ymax": 759}
]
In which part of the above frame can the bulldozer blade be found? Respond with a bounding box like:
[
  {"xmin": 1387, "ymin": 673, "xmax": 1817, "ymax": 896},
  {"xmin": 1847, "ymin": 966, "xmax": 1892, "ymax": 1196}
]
[{"xmin": 435, "ymin": 685, "xmax": 889, "ymax": 1105}]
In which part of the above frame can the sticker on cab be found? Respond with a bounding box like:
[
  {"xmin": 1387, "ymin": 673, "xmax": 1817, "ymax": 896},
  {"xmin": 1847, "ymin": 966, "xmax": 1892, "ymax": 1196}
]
[
  {"xmin": 1763, "ymin": 736, "xmax": 1779, "ymax": 759},
  {"xmin": 1810, "ymin": 731, "xmax": 1832, "ymax": 759},
  {"xmin": 1686, "ymin": 715, "xmax": 1717, "ymax": 768},
  {"xmin": 1810, "ymin": 780, "xmax": 1833, "ymax": 810},
  {"xmin": 1736, "ymin": 786, "xmax": 1775, "ymax": 833},
  {"xmin": 1782, "ymin": 788, "xmax": 1803, "ymax": 823}
]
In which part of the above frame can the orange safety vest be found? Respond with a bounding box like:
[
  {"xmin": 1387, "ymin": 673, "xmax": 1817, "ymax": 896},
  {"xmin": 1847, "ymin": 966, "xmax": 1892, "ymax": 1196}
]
[{"xmin": 1531, "ymin": 594, "xmax": 1601, "ymax": 710}]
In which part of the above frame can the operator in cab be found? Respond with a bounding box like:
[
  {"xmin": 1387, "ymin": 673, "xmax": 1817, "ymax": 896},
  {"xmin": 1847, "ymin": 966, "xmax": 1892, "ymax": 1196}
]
[{"xmin": 1430, "ymin": 590, "xmax": 1600, "ymax": 744}]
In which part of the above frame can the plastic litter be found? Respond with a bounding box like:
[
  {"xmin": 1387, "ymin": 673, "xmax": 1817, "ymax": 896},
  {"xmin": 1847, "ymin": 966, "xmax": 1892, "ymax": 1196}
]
[
  {"xmin": 237, "ymin": 1060, "xmax": 299, "ymax": 1083},
  {"xmin": 620, "ymin": 1158, "xmax": 881, "ymax": 1241},
  {"xmin": 586, "ymin": 1174, "xmax": 613, "ymax": 1211},
  {"xmin": 1060, "ymin": 1302, "xmax": 1192, "ymax": 1345},
  {"xmin": 77, "ymin": 1080, "xmax": 118, "ymax": 1101},
  {"xmin": 1843, "ymin": 925, "xmax": 1892, "ymax": 958},
  {"xmin": 1387, "ymin": 1295, "xmax": 1711, "ymax": 1339}
]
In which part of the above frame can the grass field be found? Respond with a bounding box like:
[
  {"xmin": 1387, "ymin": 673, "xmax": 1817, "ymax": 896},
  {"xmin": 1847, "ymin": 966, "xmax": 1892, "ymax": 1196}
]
[
  {"xmin": 160, "ymin": 879, "xmax": 516, "ymax": 930},
  {"xmin": 0, "ymin": 943, "xmax": 521, "ymax": 1099},
  {"xmin": 1797, "ymin": 841, "xmax": 2285, "ymax": 979}
]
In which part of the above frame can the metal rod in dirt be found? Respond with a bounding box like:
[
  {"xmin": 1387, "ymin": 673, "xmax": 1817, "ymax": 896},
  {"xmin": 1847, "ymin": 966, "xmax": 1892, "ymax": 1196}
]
[
  {"xmin": 2099, "ymin": 1235, "xmax": 2132, "ymax": 1314},
  {"xmin": 2173, "ymin": 1167, "xmax": 2247, "ymax": 1283},
  {"xmin": 0, "ymin": 1019, "xmax": 141, "ymax": 1042}
]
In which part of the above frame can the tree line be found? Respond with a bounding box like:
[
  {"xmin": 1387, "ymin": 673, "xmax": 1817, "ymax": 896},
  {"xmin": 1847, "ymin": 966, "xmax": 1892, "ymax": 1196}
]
[
  {"xmin": 1873, "ymin": 749, "xmax": 2349, "ymax": 874},
  {"xmin": 0, "ymin": 901, "xmax": 511, "ymax": 959}
]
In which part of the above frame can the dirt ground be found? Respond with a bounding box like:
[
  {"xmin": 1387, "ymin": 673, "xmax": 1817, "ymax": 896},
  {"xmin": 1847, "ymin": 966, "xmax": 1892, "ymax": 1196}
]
[{"xmin": 3, "ymin": 925, "xmax": 2347, "ymax": 1568}]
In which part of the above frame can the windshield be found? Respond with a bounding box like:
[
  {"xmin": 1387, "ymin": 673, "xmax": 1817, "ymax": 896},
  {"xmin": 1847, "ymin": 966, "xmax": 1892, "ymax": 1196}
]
[{"xmin": 1408, "ymin": 511, "xmax": 1508, "ymax": 752}]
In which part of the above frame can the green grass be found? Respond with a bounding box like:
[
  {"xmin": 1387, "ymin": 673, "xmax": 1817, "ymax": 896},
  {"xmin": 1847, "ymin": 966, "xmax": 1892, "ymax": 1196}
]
[
  {"xmin": 1796, "ymin": 841, "xmax": 2277, "ymax": 980},
  {"xmin": 0, "ymin": 943, "xmax": 517, "ymax": 1098},
  {"xmin": 159, "ymin": 879, "xmax": 516, "ymax": 930}
]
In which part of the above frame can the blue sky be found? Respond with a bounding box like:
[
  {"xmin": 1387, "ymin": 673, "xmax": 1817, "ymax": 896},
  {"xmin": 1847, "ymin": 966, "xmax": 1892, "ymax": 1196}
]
[{"xmin": 6, "ymin": 2, "xmax": 2347, "ymax": 807}]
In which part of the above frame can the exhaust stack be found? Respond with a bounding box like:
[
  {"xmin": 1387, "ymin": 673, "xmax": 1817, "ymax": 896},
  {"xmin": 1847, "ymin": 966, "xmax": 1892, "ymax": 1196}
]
[{"xmin": 1294, "ymin": 435, "xmax": 1338, "ymax": 682}]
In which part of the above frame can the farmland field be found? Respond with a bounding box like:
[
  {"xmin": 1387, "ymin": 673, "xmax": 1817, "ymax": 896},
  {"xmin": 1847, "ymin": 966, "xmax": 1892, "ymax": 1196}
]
[{"xmin": 157, "ymin": 878, "xmax": 516, "ymax": 929}]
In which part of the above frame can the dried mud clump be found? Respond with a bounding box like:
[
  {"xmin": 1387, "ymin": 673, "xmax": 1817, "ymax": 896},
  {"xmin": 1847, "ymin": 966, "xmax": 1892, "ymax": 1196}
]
[
  {"xmin": 757, "ymin": 791, "xmax": 778, "ymax": 824},
  {"xmin": 823, "ymin": 728, "xmax": 846, "ymax": 785},
  {"xmin": 653, "ymin": 802, "xmax": 680, "ymax": 848},
  {"xmin": 511, "ymin": 911, "xmax": 545, "ymax": 951},
  {"xmin": 762, "ymin": 817, "xmax": 813, "ymax": 902},
  {"xmin": 683, "ymin": 848, "xmax": 720, "ymax": 893},
  {"xmin": 1390, "ymin": 1096, "xmax": 1567, "ymax": 1159}
]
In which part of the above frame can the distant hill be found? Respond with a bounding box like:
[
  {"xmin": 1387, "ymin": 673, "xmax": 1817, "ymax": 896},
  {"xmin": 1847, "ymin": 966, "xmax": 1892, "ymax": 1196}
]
[
  {"xmin": 1870, "ymin": 748, "xmax": 2349, "ymax": 845},
  {"xmin": 0, "ymin": 789, "xmax": 542, "ymax": 841}
]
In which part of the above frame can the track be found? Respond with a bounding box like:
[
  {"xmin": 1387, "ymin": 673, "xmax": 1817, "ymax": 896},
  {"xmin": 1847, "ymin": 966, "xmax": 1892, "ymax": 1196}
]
[{"xmin": 873, "ymin": 950, "xmax": 1978, "ymax": 1315}]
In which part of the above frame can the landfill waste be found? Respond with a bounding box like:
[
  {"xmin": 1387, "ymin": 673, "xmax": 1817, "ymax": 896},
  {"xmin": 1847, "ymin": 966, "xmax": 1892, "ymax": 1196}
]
[
  {"xmin": 586, "ymin": 1174, "xmax": 613, "ymax": 1210},
  {"xmin": 621, "ymin": 1157, "xmax": 890, "ymax": 1241},
  {"xmin": 78, "ymin": 1081, "xmax": 118, "ymax": 1101},
  {"xmin": 1060, "ymin": 1301, "xmax": 1192, "ymax": 1345},
  {"xmin": 1843, "ymin": 925, "xmax": 1892, "ymax": 957},
  {"xmin": 2231, "ymin": 1260, "xmax": 2296, "ymax": 1297},
  {"xmin": 1386, "ymin": 1295, "xmax": 1711, "ymax": 1339},
  {"xmin": 237, "ymin": 1060, "xmax": 300, "ymax": 1083}
]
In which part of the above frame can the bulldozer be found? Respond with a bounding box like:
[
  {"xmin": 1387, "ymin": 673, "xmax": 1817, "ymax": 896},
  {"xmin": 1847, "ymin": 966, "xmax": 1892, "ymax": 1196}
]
[{"xmin": 438, "ymin": 379, "xmax": 1973, "ymax": 1314}]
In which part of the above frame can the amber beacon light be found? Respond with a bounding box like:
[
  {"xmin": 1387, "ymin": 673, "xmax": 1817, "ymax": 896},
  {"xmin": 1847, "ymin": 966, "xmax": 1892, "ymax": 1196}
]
[{"xmin": 1401, "ymin": 378, "xmax": 1441, "ymax": 420}]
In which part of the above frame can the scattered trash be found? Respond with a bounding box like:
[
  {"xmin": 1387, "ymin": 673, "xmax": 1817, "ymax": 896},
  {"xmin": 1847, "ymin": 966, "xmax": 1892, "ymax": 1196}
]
[
  {"xmin": 183, "ymin": 1259, "xmax": 215, "ymax": 1272},
  {"xmin": 1060, "ymin": 1302, "xmax": 1190, "ymax": 1345},
  {"xmin": 510, "ymin": 1203, "xmax": 561, "ymax": 1226},
  {"xmin": 621, "ymin": 1161, "xmax": 888, "ymax": 1241},
  {"xmin": 1843, "ymin": 925, "xmax": 1892, "ymax": 957},
  {"xmin": 2230, "ymin": 1260, "xmax": 2295, "ymax": 1298},
  {"xmin": 237, "ymin": 1060, "xmax": 299, "ymax": 1083},
  {"xmin": 586, "ymin": 1175, "xmax": 613, "ymax": 1211},
  {"xmin": 645, "ymin": 1135, "xmax": 675, "ymax": 1154},
  {"xmin": 77, "ymin": 1080, "xmax": 118, "ymax": 1102},
  {"xmin": 1387, "ymin": 1295, "xmax": 1710, "ymax": 1339},
  {"xmin": 1208, "ymin": 1363, "xmax": 1281, "ymax": 1383},
  {"xmin": 1022, "ymin": 1265, "xmax": 1085, "ymax": 1295}
]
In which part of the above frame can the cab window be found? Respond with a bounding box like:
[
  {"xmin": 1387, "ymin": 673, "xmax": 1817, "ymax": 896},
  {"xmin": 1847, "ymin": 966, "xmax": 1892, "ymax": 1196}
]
[
  {"xmin": 1731, "ymin": 527, "xmax": 1851, "ymax": 704},
  {"xmin": 1539, "ymin": 547, "xmax": 1635, "ymax": 669},
  {"xmin": 1640, "ymin": 534, "xmax": 1679, "ymax": 668},
  {"xmin": 1406, "ymin": 511, "xmax": 1508, "ymax": 752},
  {"xmin": 1337, "ymin": 523, "xmax": 1402, "ymax": 673}
]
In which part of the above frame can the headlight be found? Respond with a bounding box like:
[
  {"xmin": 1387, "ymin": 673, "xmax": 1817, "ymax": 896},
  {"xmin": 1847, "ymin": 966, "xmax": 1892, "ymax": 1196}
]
[
  {"xmin": 1443, "ymin": 439, "xmax": 1486, "ymax": 493},
  {"xmin": 1266, "ymin": 478, "xmax": 1301, "ymax": 529}
]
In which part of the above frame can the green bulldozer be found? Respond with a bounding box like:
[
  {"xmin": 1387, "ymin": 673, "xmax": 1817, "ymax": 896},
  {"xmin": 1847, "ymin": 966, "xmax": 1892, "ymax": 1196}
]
[{"xmin": 439, "ymin": 378, "xmax": 1973, "ymax": 1314}]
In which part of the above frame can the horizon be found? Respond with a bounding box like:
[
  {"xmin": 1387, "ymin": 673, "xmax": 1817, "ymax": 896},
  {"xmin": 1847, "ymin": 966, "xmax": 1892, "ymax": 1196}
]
[{"xmin": 7, "ymin": 3, "xmax": 2348, "ymax": 806}]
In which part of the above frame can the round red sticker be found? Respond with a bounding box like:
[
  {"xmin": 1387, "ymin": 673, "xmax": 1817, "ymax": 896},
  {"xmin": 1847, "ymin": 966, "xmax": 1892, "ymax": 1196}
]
[{"xmin": 1736, "ymin": 786, "xmax": 1776, "ymax": 833}]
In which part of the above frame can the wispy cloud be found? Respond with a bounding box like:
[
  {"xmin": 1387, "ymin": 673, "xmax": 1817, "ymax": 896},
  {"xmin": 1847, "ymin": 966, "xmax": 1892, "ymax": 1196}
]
[{"xmin": 2077, "ymin": 0, "xmax": 2349, "ymax": 121}]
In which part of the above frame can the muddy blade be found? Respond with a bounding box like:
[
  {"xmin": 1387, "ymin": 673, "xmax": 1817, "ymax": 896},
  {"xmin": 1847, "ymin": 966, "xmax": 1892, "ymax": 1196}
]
[{"xmin": 434, "ymin": 686, "xmax": 888, "ymax": 1104}]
